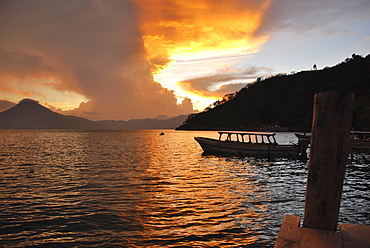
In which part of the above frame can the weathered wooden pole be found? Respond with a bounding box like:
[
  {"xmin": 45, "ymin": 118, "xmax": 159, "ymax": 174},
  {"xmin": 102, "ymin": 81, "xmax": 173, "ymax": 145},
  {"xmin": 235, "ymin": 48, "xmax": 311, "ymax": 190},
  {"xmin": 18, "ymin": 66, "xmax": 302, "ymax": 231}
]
[{"xmin": 303, "ymin": 91, "xmax": 355, "ymax": 231}]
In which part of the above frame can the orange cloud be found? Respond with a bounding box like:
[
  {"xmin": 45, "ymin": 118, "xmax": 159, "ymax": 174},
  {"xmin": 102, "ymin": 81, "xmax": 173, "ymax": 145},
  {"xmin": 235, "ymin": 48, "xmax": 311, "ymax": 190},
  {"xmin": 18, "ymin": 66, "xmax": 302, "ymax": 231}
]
[
  {"xmin": 0, "ymin": 0, "xmax": 274, "ymax": 119},
  {"xmin": 134, "ymin": 0, "xmax": 271, "ymax": 74},
  {"xmin": 177, "ymin": 66, "xmax": 270, "ymax": 98},
  {"xmin": 0, "ymin": 82, "xmax": 32, "ymax": 97}
]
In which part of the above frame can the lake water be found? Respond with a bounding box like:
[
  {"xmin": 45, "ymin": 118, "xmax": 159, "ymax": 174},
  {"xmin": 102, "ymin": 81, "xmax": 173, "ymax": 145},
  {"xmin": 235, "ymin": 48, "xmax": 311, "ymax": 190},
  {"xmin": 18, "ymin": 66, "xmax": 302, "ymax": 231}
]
[{"xmin": 1, "ymin": 130, "xmax": 369, "ymax": 247}]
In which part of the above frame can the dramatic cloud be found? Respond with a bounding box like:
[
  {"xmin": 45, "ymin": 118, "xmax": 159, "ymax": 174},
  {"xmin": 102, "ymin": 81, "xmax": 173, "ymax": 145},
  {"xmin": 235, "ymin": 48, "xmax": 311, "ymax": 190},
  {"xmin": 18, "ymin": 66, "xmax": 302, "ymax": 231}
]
[
  {"xmin": 0, "ymin": 0, "xmax": 193, "ymax": 120},
  {"xmin": 136, "ymin": 0, "xmax": 369, "ymax": 109},
  {"xmin": 1, "ymin": 0, "xmax": 368, "ymax": 117},
  {"xmin": 177, "ymin": 67, "xmax": 271, "ymax": 97},
  {"xmin": 130, "ymin": 0, "xmax": 273, "ymax": 110},
  {"xmin": 135, "ymin": 0, "xmax": 271, "ymax": 74}
]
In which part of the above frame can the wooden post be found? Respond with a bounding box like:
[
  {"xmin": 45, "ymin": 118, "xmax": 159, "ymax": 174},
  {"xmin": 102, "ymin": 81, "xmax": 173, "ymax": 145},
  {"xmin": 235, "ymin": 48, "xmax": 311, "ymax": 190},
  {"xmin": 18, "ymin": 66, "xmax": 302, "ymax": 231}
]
[{"xmin": 303, "ymin": 91, "xmax": 355, "ymax": 231}]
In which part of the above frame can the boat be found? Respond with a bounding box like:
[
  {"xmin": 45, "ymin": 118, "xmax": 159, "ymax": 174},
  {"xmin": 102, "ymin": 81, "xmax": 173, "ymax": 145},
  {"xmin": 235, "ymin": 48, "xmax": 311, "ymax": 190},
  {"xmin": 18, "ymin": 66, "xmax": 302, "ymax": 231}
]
[
  {"xmin": 194, "ymin": 131, "xmax": 307, "ymax": 158},
  {"xmin": 350, "ymin": 131, "xmax": 370, "ymax": 152},
  {"xmin": 295, "ymin": 133, "xmax": 311, "ymax": 141},
  {"xmin": 295, "ymin": 133, "xmax": 311, "ymax": 149}
]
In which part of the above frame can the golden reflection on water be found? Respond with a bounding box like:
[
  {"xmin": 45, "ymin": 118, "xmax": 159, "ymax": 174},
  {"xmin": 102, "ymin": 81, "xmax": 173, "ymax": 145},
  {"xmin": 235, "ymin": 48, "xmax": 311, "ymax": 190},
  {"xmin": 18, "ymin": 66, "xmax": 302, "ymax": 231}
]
[
  {"xmin": 123, "ymin": 130, "xmax": 274, "ymax": 246},
  {"xmin": 1, "ymin": 130, "xmax": 322, "ymax": 247}
]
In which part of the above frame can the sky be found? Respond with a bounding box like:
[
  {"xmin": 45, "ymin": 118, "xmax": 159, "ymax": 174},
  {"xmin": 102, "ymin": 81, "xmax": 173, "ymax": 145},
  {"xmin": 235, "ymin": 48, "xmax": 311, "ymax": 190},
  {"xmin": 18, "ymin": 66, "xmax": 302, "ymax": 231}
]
[{"xmin": 0, "ymin": 0, "xmax": 369, "ymax": 120}]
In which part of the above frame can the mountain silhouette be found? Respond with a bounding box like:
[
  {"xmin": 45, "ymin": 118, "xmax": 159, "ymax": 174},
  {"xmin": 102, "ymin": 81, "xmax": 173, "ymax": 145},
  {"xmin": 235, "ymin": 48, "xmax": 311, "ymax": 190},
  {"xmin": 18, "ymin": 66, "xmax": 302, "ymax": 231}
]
[
  {"xmin": 0, "ymin": 98, "xmax": 188, "ymax": 129},
  {"xmin": 0, "ymin": 99, "xmax": 101, "ymax": 129}
]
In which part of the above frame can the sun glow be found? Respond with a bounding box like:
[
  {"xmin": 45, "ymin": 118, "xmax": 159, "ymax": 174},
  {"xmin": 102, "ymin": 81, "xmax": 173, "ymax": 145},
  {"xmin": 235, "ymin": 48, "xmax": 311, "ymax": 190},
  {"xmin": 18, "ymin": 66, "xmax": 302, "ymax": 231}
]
[{"xmin": 135, "ymin": 0, "xmax": 271, "ymax": 110}]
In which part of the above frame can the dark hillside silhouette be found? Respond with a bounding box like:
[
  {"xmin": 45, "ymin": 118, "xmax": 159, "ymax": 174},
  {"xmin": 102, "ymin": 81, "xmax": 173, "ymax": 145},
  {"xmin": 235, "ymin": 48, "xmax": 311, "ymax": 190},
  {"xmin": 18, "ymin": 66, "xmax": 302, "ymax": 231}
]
[{"xmin": 177, "ymin": 54, "xmax": 370, "ymax": 131}]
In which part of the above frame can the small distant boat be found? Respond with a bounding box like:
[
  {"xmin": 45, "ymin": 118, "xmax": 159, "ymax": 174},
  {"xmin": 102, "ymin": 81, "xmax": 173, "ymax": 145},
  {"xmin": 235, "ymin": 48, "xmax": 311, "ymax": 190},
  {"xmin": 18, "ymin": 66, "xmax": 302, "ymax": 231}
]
[
  {"xmin": 195, "ymin": 131, "xmax": 307, "ymax": 158},
  {"xmin": 160, "ymin": 132, "xmax": 165, "ymax": 135},
  {"xmin": 350, "ymin": 131, "xmax": 370, "ymax": 152}
]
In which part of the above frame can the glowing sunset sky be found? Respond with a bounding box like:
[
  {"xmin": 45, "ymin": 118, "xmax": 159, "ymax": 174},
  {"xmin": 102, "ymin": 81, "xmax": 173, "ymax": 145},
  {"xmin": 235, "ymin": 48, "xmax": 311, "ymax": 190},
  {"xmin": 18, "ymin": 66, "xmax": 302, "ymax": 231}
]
[{"xmin": 0, "ymin": 0, "xmax": 369, "ymax": 120}]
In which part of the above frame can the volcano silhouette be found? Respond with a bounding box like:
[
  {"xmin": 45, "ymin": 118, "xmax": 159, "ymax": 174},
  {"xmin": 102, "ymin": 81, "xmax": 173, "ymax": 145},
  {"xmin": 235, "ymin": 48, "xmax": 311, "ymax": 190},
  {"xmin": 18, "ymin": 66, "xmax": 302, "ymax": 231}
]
[{"xmin": 0, "ymin": 99, "xmax": 100, "ymax": 129}]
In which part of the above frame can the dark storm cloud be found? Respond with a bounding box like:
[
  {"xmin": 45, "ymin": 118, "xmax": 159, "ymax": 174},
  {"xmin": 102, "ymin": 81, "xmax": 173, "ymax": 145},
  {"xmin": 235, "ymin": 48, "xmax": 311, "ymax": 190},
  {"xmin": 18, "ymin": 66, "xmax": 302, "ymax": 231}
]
[{"xmin": 0, "ymin": 0, "xmax": 193, "ymax": 120}]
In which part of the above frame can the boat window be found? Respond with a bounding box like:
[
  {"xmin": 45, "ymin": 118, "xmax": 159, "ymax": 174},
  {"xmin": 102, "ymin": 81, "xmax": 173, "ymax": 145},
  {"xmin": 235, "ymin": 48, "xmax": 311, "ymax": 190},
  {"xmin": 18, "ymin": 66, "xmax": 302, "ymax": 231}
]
[
  {"xmin": 256, "ymin": 135, "xmax": 270, "ymax": 144},
  {"xmin": 268, "ymin": 135, "xmax": 277, "ymax": 144},
  {"xmin": 218, "ymin": 132, "xmax": 277, "ymax": 144},
  {"xmin": 253, "ymin": 135, "xmax": 259, "ymax": 143}
]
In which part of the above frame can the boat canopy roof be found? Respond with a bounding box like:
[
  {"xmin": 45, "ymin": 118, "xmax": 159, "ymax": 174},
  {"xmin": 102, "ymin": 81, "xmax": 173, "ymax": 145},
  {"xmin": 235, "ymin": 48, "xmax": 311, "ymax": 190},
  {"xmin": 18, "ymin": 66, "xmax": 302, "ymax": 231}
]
[
  {"xmin": 350, "ymin": 131, "xmax": 370, "ymax": 135},
  {"xmin": 218, "ymin": 131, "xmax": 276, "ymax": 136}
]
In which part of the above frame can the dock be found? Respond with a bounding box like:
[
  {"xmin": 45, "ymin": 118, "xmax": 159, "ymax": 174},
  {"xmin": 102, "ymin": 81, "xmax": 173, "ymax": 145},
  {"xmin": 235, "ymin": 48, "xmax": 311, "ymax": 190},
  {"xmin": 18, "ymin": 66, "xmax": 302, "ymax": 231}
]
[
  {"xmin": 274, "ymin": 92, "xmax": 370, "ymax": 247},
  {"xmin": 275, "ymin": 215, "xmax": 370, "ymax": 248}
]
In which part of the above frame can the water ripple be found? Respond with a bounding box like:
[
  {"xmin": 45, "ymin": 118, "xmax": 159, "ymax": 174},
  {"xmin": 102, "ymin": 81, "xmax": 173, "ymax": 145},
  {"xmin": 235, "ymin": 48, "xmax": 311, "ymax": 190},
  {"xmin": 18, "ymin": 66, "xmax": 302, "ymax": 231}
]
[{"xmin": 0, "ymin": 130, "xmax": 369, "ymax": 247}]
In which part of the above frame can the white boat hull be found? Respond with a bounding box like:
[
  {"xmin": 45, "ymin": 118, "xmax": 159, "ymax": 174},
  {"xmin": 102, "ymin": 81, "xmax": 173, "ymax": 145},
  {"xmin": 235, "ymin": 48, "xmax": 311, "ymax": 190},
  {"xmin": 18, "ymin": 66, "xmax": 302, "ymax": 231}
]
[{"xmin": 195, "ymin": 137, "xmax": 301, "ymax": 158}]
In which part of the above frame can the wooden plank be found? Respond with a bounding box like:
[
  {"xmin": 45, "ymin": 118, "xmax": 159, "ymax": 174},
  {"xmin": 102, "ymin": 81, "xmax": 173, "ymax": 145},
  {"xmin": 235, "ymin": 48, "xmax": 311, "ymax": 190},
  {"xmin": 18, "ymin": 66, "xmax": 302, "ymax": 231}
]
[
  {"xmin": 275, "ymin": 215, "xmax": 343, "ymax": 248},
  {"xmin": 340, "ymin": 224, "xmax": 370, "ymax": 248},
  {"xmin": 274, "ymin": 215, "xmax": 301, "ymax": 248},
  {"xmin": 275, "ymin": 215, "xmax": 370, "ymax": 247},
  {"xmin": 299, "ymin": 227, "xmax": 341, "ymax": 248}
]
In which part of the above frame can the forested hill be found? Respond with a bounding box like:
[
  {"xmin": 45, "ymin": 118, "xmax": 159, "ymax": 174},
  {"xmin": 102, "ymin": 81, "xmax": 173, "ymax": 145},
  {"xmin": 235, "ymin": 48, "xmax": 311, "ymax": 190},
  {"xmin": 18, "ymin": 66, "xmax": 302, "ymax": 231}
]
[{"xmin": 176, "ymin": 54, "xmax": 370, "ymax": 131}]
